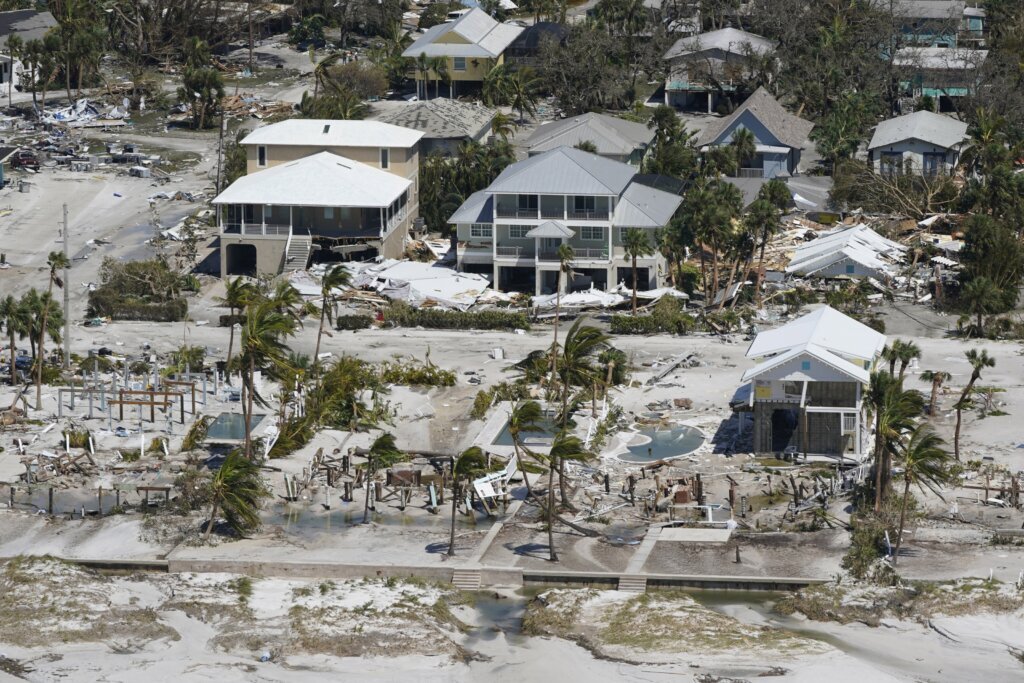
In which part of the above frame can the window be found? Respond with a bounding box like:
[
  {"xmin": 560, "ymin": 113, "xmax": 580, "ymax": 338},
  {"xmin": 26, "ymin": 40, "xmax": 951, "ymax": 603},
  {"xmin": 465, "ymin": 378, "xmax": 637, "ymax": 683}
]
[
  {"xmin": 453, "ymin": 57, "xmax": 466, "ymax": 71},
  {"xmin": 843, "ymin": 414, "xmax": 857, "ymax": 432},
  {"xmin": 573, "ymin": 196, "xmax": 596, "ymax": 212},
  {"xmin": 801, "ymin": 360, "xmax": 811, "ymax": 371},
  {"xmin": 580, "ymin": 226, "xmax": 603, "ymax": 241},
  {"xmin": 263, "ymin": 205, "xmax": 272, "ymax": 219},
  {"xmin": 470, "ymin": 223, "xmax": 492, "ymax": 238},
  {"xmin": 380, "ymin": 148, "xmax": 389, "ymax": 169},
  {"xmin": 509, "ymin": 225, "xmax": 531, "ymax": 239},
  {"xmin": 517, "ymin": 195, "xmax": 538, "ymax": 211},
  {"xmin": 879, "ymin": 151, "xmax": 901, "ymax": 177},
  {"xmin": 783, "ymin": 381, "xmax": 800, "ymax": 397},
  {"xmin": 257, "ymin": 145, "xmax": 267, "ymax": 167},
  {"xmin": 845, "ymin": 264, "xmax": 855, "ymax": 274},
  {"xmin": 923, "ymin": 152, "xmax": 945, "ymax": 176},
  {"xmin": 324, "ymin": 207, "xmax": 334, "ymax": 219}
]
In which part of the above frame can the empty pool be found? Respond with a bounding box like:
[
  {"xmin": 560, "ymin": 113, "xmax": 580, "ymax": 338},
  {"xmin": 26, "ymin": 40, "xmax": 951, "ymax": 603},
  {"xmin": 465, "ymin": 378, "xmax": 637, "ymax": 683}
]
[
  {"xmin": 619, "ymin": 425, "xmax": 704, "ymax": 463},
  {"xmin": 205, "ymin": 412, "xmax": 266, "ymax": 444}
]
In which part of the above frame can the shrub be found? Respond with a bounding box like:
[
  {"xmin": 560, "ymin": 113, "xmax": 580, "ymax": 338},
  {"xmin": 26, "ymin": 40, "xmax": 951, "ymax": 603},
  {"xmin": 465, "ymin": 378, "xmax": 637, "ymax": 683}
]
[
  {"xmin": 219, "ymin": 314, "xmax": 245, "ymax": 328},
  {"xmin": 383, "ymin": 302, "xmax": 529, "ymax": 331},
  {"xmin": 609, "ymin": 296, "xmax": 695, "ymax": 335},
  {"xmin": 376, "ymin": 359, "xmax": 455, "ymax": 387},
  {"xmin": 471, "ymin": 389, "xmax": 493, "ymax": 420},
  {"xmin": 87, "ymin": 258, "xmax": 188, "ymax": 322},
  {"xmin": 335, "ymin": 314, "xmax": 373, "ymax": 331}
]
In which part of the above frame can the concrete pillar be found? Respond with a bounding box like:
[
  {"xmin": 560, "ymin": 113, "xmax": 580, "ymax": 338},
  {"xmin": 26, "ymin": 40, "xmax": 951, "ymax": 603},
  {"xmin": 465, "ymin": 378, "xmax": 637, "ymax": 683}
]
[{"xmin": 492, "ymin": 263, "xmax": 500, "ymax": 291}]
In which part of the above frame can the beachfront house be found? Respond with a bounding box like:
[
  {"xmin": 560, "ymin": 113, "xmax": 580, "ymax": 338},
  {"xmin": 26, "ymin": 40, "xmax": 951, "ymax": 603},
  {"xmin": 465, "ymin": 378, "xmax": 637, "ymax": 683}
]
[
  {"xmin": 867, "ymin": 110, "xmax": 969, "ymax": 176},
  {"xmin": 662, "ymin": 27, "xmax": 774, "ymax": 112},
  {"xmin": 694, "ymin": 87, "xmax": 814, "ymax": 179},
  {"xmin": 738, "ymin": 307, "xmax": 885, "ymax": 460},
  {"xmin": 525, "ymin": 113, "xmax": 655, "ymax": 166},
  {"xmin": 215, "ymin": 119, "xmax": 424, "ymax": 276},
  {"xmin": 401, "ymin": 8, "xmax": 524, "ymax": 99},
  {"xmin": 891, "ymin": 1, "xmax": 987, "ymax": 47},
  {"xmin": 375, "ymin": 98, "xmax": 495, "ymax": 157},
  {"xmin": 449, "ymin": 147, "xmax": 682, "ymax": 295}
]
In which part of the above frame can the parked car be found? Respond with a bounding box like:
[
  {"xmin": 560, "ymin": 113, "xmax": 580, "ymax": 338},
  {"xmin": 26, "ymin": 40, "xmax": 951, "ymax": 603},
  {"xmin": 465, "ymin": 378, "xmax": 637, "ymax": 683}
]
[{"xmin": 10, "ymin": 149, "xmax": 39, "ymax": 170}]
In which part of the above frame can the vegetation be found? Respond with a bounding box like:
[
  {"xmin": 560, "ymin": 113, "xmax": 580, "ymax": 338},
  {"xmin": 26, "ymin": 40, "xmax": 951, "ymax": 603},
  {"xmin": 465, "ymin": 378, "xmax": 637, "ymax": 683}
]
[
  {"xmin": 204, "ymin": 450, "xmax": 270, "ymax": 540},
  {"xmin": 383, "ymin": 301, "xmax": 528, "ymax": 331},
  {"xmin": 609, "ymin": 296, "xmax": 696, "ymax": 335},
  {"xmin": 88, "ymin": 258, "xmax": 188, "ymax": 322},
  {"xmin": 419, "ymin": 141, "xmax": 515, "ymax": 233}
]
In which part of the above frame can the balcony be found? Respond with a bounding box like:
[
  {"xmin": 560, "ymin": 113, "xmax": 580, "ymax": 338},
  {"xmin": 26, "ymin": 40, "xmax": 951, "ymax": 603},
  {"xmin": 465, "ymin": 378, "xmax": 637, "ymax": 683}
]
[
  {"xmin": 566, "ymin": 209, "xmax": 610, "ymax": 220},
  {"xmin": 538, "ymin": 248, "xmax": 609, "ymax": 262},
  {"xmin": 496, "ymin": 246, "xmax": 535, "ymax": 259},
  {"xmin": 736, "ymin": 168, "xmax": 764, "ymax": 179},
  {"xmin": 222, "ymin": 223, "xmax": 291, "ymax": 237},
  {"xmin": 495, "ymin": 207, "xmax": 539, "ymax": 219}
]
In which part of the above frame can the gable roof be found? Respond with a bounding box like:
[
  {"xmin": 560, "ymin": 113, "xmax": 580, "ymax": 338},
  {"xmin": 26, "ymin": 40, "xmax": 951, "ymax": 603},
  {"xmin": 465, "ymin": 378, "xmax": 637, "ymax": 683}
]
[
  {"xmin": 375, "ymin": 98, "xmax": 495, "ymax": 140},
  {"xmin": 0, "ymin": 10, "xmax": 56, "ymax": 49},
  {"xmin": 663, "ymin": 27, "xmax": 773, "ymax": 61},
  {"xmin": 745, "ymin": 306, "xmax": 886, "ymax": 362},
  {"xmin": 786, "ymin": 225, "xmax": 907, "ymax": 278},
  {"xmin": 614, "ymin": 183, "xmax": 682, "ymax": 227},
  {"xmin": 241, "ymin": 119, "xmax": 424, "ymax": 149},
  {"xmin": 448, "ymin": 189, "xmax": 493, "ymax": 223},
  {"xmin": 868, "ymin": 110, "xmax": 970, "ymax": 150},
  {"xmin": 695, "ymin": 87, "xmax": 814, "ymax": 150},
  {"xmin": 526, "ymin": 113, "xmax": 655, "ymax": 157},
  {"xmin": 402, "ymin": 8, "xmax": 524, "ymax": 59},
  {"xmin": 212, "ymin": 152, "xmax": 410, "ymax": 208},
  {"xmin": 890, "ymin": 0, "xmax": 966, "ymax": 19},
  {"xmin": 527, "ymin": 221, "xmax": 574, "ymax": 238},
  {"xmin": 487, "ymin": 146, "xmax": 637, "ymax": 195},
  {"xmin": 742, "ymin": 342, "xmax": 872, "ymax": 384}
]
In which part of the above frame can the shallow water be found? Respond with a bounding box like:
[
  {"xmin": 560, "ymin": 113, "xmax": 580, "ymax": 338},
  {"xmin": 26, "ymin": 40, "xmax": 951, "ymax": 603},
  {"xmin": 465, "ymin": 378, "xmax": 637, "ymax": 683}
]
[
  {"xmin": 619, "ymin": 424, "xmax": 705, "ymax": 463},
  {"xmin": 491, "ymin": 417, "xmax": 558, "ymax": 447}
]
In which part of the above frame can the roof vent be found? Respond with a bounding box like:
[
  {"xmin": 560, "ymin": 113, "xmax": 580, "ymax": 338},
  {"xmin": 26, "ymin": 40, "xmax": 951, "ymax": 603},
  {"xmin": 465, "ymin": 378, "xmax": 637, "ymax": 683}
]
[{"xmin": 322, "ymin": 124, "xmax": 331, "ymax": 134}]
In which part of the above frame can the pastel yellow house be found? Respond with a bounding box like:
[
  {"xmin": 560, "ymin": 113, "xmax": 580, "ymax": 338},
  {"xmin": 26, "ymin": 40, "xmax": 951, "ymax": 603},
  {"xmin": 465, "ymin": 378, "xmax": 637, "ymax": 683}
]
[{"xmin": 402, "ymin": 8, "xmax": 523, "ymax": 98}]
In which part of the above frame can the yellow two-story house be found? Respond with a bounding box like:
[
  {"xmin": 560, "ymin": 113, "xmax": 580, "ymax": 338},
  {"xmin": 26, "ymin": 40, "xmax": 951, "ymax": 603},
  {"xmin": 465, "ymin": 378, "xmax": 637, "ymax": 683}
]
[{"xmin": 402, "ymin": 8, "xmax": 524, "ymax": 99}]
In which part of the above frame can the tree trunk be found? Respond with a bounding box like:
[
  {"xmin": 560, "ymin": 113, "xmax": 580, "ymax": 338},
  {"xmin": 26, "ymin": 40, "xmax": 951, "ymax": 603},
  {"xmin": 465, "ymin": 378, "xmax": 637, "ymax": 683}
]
[
  {"xmin": 244, "ymin": 354, "xmax": 255, "ymax": 459},
  {"xmin": 954, "ymin": 404, "xmax": 963, "ymax": 461},
  {"xmin": 36, "ymin": 280, "xmax": 53, "ymax": 410},
  {"xmin": 225, "ymin": 307, "xmax": 236, "ymax": 386},
  {"xmin": 248, "ymin": 1, "xmax": 254, "ymax": 74},
  {"xmin": 203, "ymin": 499, "xmax": 220, "ymax": 541},
  {"xmin": 313, "ymin": 295, "xmax": 327, "ymax": 373},
  {"xmin": 873, "ymin": 424, "xmax": 884, "ymax": 513},
  {"xmin": 631, "ymin": 254, "xmax": 638, "ymax": 313},
  {"xmin": 755, "ymin": 240, "xmax": 768, "ymax": 308},
  {"xmin": 698, "ymin": 247, "xmax": 708, "ymax": 302},
  {"xmin": 8, "ymin": 332, "xmax": 16, "ymax": 387},
  {"xmin": 549, "ymin": 270, "xmax": 561, "ymax": 383},
  {"xmin": 547, "ymin": 461, "xmax": 558, "ymax": 562},
  {"xmin": 448, "ymin": 479, "xmax": 458, "ymax": 556},
  {"xmin": 363, "ymin": 456, "xmax": 373, "ymax": 523},
  {"xmin": 710, "ymin": 238, "xmax": 720, "ymax": 302},
  {"xmin": 718, "ymin": 257, "xmax": 740, "ymax": 311},
  {"xmin": 892, "ymin": 477, "xmax": 911, "ymax": 566},
  {"xmin": 929, "ymin": 377, "xmax": 940, "ymax": 417}
]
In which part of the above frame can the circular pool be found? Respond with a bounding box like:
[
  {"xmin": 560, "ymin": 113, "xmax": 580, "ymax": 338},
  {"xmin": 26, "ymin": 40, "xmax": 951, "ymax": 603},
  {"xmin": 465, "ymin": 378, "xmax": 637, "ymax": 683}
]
[{"xmin": 617, "ymin": 424, "xmax": 705, "ymax": 463}]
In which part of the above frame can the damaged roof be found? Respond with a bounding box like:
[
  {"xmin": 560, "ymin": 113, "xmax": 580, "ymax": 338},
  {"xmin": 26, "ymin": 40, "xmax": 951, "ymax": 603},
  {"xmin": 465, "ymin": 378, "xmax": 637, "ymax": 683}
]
[
  {"xmin": 786, "ymin": 224, "xmax": 907, "ymax": 278},
  {"xmin": 525, "ymin": 113, "xmax": 654, "ymax": 157},
  {"xmin": 375, "ymin": 98, "xmax": 495, "ymax": 141},
  {"xmin": 663, "ymin": 27, "xmax": 774, "ymax": 62},
  {"xmin": 696, "ymin": 88, "xmax": 814, "ymax": 150}
]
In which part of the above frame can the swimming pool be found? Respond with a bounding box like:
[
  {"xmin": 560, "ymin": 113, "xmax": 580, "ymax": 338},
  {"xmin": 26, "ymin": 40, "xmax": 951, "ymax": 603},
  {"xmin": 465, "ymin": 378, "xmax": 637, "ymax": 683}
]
[
  {"xmin": 618, "ymin": 425, "xmax": 705, "ymax": 463},
  {"xmin": 491, "ymin": 417, "xmax": 558, "ymax": 448}
]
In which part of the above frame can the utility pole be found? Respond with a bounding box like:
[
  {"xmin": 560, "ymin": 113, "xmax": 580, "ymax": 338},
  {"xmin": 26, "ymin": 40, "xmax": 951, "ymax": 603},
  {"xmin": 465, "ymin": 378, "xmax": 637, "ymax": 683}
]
[
  {"xmin": 215, "ymin": 112, "xmax": 226, "ymax": 193},
  {"xmin": 62, "ymin": 203, "xmax": 70, "ymax": 371}
]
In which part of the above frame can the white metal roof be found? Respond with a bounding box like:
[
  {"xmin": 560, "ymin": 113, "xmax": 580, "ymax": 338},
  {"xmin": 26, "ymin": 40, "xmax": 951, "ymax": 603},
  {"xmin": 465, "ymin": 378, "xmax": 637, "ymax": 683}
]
[
  {"xmin": 212, "ymin": 152, "xmax": 410, "ymax": 208},
  {"xmin": 402, "ymin": 7, "xmax": 524, "ymax": 59},
  {"xmin": 613, "ymin": 183, "xmax": 682, "ymax": 227},
  {"xmin": 868, "ymin": 110, "xmax": 969, "ymax": 150},
  {"xmin": 527, "ymin": 221, "xmax": 574, "ymax": 238},
  {"xmin": 526, "ymin": 113, "xmax": 654, "ymax": 156},
  {"xmin": 786, "ymin": 225, "xmax": 906, "ymax": 277},
  {"xmin": 663, "ymin": 27, "xmax": 774, "ymax": 61},
  {"xmin": 487, "ymin": 146, "xmax": 636, "ymax": 195},
  {"xmin": 745, "ymin": 306, "xmax": 886, "ymax": 362},
  {"xmin": 742, "ymin": 342, "xmax": 872, "ymax": 384},
  {"xmin": 241, "ymin": 119, "xmax": 424, "ymax": 149}
]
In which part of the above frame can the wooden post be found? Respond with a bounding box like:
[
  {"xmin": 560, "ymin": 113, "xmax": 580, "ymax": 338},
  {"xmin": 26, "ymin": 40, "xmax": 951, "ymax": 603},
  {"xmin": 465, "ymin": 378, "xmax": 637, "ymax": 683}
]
[
  {"xmin": 115, "ymin": 488, "xmax": 121, "ymax": 509},
  {"xmin": 604, "ymin": 473, "xmax": 610, "ymax": 493},
  {"xmin": 48, "ymin": 487, "xmax": 53, "ymax": 515},
  {"xmin": 790, "ymin": 475, "xmax": 800, "ymax": 507},
  {"xmin": 97, "ymin": 487, "xmax": 103, "ymax": 517},
  {"xmin": 8, "ymin": 486, "xmax": 13, "ymax": 509}
]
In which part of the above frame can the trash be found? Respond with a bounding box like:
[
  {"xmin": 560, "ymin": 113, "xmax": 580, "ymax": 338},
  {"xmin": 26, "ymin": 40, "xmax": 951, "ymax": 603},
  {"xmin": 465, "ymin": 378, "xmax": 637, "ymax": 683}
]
[{"xmin": 259, "ymin": 651, "xmax": 272, "ymax": 662}]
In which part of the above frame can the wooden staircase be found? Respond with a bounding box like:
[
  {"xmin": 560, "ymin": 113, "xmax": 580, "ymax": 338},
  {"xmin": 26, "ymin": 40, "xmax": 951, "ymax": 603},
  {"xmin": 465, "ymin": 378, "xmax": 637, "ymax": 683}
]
[
  {"xmin": 618, "ymin": 576, "xmax": 647, "ymax": 593},
  {"xmin": 451, "ymin": 568, "xmax": 482, "ymax": 590}
]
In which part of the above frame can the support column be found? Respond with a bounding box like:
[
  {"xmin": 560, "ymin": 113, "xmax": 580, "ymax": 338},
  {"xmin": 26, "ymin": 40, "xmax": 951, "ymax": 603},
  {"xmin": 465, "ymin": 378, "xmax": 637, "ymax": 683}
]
[{"xmin": 492, "ymin": 263, "xmax": 500, "ymax": 291}]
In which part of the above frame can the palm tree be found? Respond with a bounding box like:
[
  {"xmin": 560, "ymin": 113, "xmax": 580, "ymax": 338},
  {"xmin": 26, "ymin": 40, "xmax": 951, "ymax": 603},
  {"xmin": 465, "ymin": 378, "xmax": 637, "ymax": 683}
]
[
  {"xmin": 0, "ymin": 295, "xmax": 27, "ymax": 387},
  {"xmin": 730, "ymin": 127, "xmax": 757, "ymax": 173},
  {"xmin": 238, "ymin": 299, "xmax": 297, "ymax": 459},
  {"xmin": 622, "ymin": 228, "xmax": 654, "ymax": 313},
  {"xmin": 414, "ymin": 52, "xmax": 429, "ymax": 100},
  {"xmin": 954, "ymin": 348, "xmax": 994, "ymax": 460},
  {"xmin": 866, "ymin": 370, "xmax": 925, "ymax": 512},
  {"xmin": 448, "ymin": 446, "xmax": 488, "ymax": 556},
  {"xmin": 216, "ymin": 277, "xmax": 256, "ymax": 386},
  {"xmin": 507, "ymin": 400, "xmax": 545, "ymax": 500},
  {"xmin": 548, "ymin": 243, "xmax": 575, "ymax": 381},
  {"xmin": 36, "ymin": 251, "xmax": 70, "ymax": 408},
  {"xmin": 271, "ymin": 281, "xmax": 304, "ymax": 322},
  {"xmin": 506, "ymin": 67, "xmax": 541, "ymax": 123},
  {"xmin": 426, "ymin": 56, "xmax": 448, "ymax": 99},
  {"xmin": 314, "ymin": 265, "xmax": 352, "ymax": 373},
  {"xmin": 490, "ymin": 111, "xmax": 515, "ymax": 142},
  {"xmin": 544, "ymin": 432, "xmax": 594, "ymax": 562},
  {"xmin": 896, "ymin": 340, "xmax": 921, "ymax": 382},
  {"xmin": 746, "ymin": 198, "xmax": 780, "ymax": 308},
  {"xmin": 204, "ymin": 450, "xmax": 269, "ymax": 541},
  {"xmin": 892, "ymin": 425, "xmax": 951, "ymax": 566},
  {"xmin": 311, "ymin": 50, "xmax": 343, "ymax": 102},
  {"xmin": 960, "ymin": 276, "xmax": 1001, "ymax": 337},
  {"xmin": 919, "ymin": 370, "xmax": 952, "ymax": 417}
]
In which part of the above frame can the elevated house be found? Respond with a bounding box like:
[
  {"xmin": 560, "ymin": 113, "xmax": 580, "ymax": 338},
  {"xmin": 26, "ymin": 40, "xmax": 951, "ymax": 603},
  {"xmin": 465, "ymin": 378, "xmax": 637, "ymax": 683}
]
[
  {"xmin": 449, "ymin": 147, "xmax": 682, "ymax": 295},
  {"xmin": 504, "ymin": 22, "xmax": 569, "ymax": 67},
  {"xmin": 889, "ymin": 1, "xmax": 986, "ymax": 47},
  {"xmin": 215, "ymin": 119, "xmax": 424, "ymax": 276},
  {"xmin": 525, "ymin": 113, "xmax": 655, "ymax": 166},
  {"xmin": 0, "ymin": 10, "xmax": 56, "ymax": 89},
  {"xmin": 786, "ymin": 225, "xmax": 907, "ymax": 281},
  {"xmin": 375, "ymin": 98, "xmax": 495, "ymax": 157},
  {"xmin": 694, "ymin": 87, "xmax": 814, "ymax": 179},
  {"xmin": 738, "ymin": 307, "xmax": 886, "ymax": 460},
  {"xmin": 662, "ymin": 27, "xmax": 774, "ymax": 112},
  {"xmin": 867, "ymin": 110, "xmax": 969, "ymax": 176},
  {"xmin": 894, "ymin": 46, "xmax": 987, "ymax": 109},
  {"xmin": 401, "ymin": 8, "xmax": 523, "ymax": 98}
]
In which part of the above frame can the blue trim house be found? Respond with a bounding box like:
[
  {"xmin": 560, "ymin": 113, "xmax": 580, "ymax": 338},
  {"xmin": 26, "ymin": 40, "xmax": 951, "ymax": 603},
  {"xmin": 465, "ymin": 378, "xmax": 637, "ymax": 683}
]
[{"xmin": 694, "ymin": 88, "xmax": 814, "ymax": 179}]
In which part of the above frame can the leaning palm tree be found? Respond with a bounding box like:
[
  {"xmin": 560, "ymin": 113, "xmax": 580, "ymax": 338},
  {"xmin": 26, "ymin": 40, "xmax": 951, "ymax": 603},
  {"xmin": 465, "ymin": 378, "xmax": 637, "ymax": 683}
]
[
  {"xmin": 954, "ymin": 348, "xmax": 995, "ymax": 460},
  {"xmin": 216, "ymin": 277, "xmax": 256, "ymax": 386},
  {"xmin": 543, "ymin": 432, "xmax": 594, "ymax": 562},
  {"xmin": 204, "ymin": 449, "xmax": 269, "ymax": 541},
  {"xmin": 548, "ymin": 243, "xmax": 575, "ymax": 382},
  {"xmin": 0, "ymin": 294, "xmax": 28, "ymax": 387},
  {"xmin": 238, "ymin": 299, "xmax": 297, "ymax": 459},
  {"xmin": 866, "ymin": 370, "xmax": 925, "ymax": 512},
  {"xmin": 36, "ymin": 251, "xmax": 70, "ymax": 408},
  {"xmin": 313, "ymin": 265, "xmax": 352, "ymax": 373},
  {"xmin": 892, "ymin": 425, "xmax": 951, "ymax": 566},
  {"xmin": 895, "ymin": 340, "xmax": 921, "ymax": 382},
  {"xmin": 448, "ymin": 446, "xmax": 488, "ymax": 556},
  {"xmin": 490, "ymin": 111, "xmax": 515, "ymax": 142},
  {"xmin": 622, "ymin": 228, "xmax": 654, "ymax": 313},
  {"xmin": 920, "ymin": 369, "xmax": 952, "ymax": 417},
  {"xmin": 745, "ymin": 198, "xmax": 780, "ymax": 308},
  {"xmin": 507, "ymin": 399, "xmax": 545, "ymax": 499},
  {"xmin": 271, "ymin": 280, "xmax": 305, "ymax": 322},
  {"xmin": 312, "ymin": 50, "xmax": 343, "ymax": 102}
]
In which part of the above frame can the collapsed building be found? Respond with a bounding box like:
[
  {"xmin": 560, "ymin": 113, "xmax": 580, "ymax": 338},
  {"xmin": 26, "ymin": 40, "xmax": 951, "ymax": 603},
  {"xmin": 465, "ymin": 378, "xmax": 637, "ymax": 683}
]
[{"xmin": 785, "ymin": 224, "xmax": 907, "ymax": 281}]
